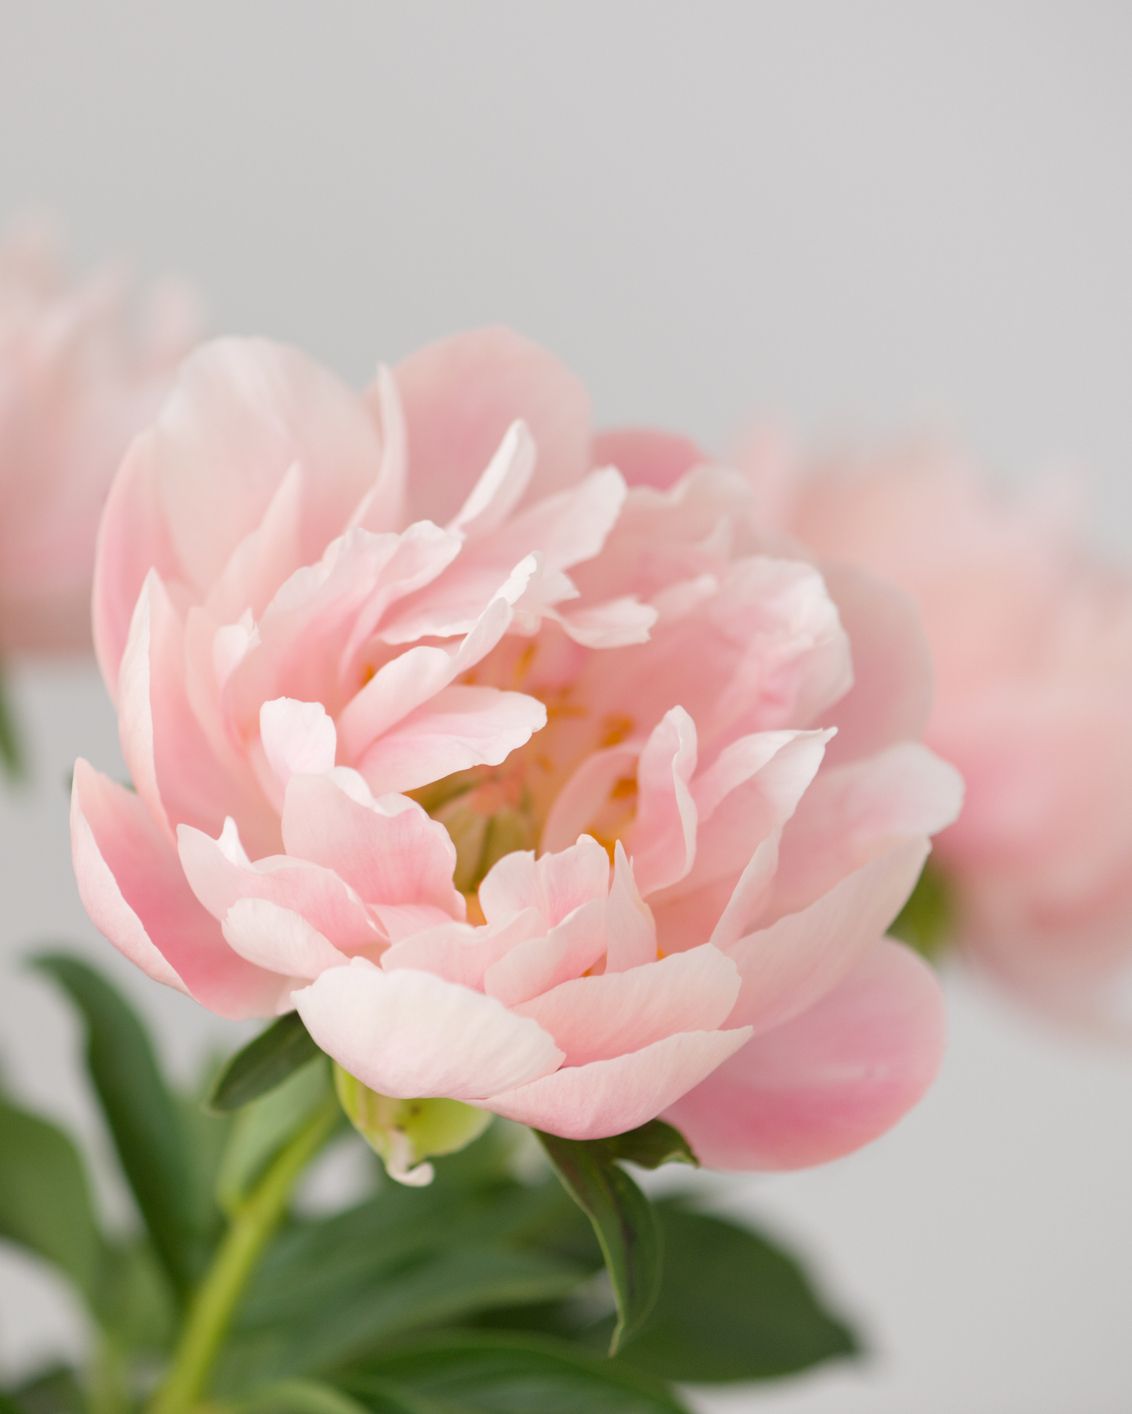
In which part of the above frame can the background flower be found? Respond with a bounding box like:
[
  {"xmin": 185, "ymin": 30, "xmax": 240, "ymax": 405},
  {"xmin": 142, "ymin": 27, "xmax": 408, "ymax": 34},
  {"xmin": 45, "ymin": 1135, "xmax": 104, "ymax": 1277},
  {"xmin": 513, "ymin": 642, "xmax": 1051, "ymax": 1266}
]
[
  {"xmin": 0, "ymin": 221, "xmax": 197, "ymax": 655},
  {"xmin": 757, "ymin": 447, "xmax": 1132, "ymax": 1029}
]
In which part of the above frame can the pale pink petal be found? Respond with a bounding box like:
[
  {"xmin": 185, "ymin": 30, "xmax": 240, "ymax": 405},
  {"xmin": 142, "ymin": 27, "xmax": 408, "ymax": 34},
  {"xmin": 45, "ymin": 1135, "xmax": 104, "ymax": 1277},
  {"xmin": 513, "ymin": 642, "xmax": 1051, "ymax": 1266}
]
[
  {"xmin": 628, "ymin": 708, "xmax": 698, "ymax": 895},
  {"xmin": 604, "ymin": 843, "xmax": 658, "ymax": 971},
  {"xmin": 354, "ymin": 684, "xmax": 547, "ymax": 795},
  {"xmin": 380, "ymin": 909, "xmax": 541, "ymax": 988},
  {"xmin": 259, "ymin": 699, "xmax": 337, "ymax": 789},
  {"xmin": 394, "ymin": 327, "xmax": 590, "ymax": 523},
  {"xmin": 93, "ymin": 436, "xmax": 183, "ymax": 692},
  {"xmin": 724, "ymin": 838, "xmax": 931, "ymax": 1032},
  {"xmin": 486, "ymin": 1026, "xmax": 751, "ymax": 1139},
  {"xmin": 293, "ymin": 959, "xmax": 564, "ymax": 1100},
  {"xmin": 591, "ymin": 427, "xmax": 704, "ymax": 491},
  {"xmin": 117, "ymin": 572, "xmax": 256, "ymax": 838},
  {"xmin": 772, "ymin": 744, "xmax": 963, "ymax": 916},
  {"xmin": 350, "ymin": 364, "xmax": 407, "ymax": 533},
  {"xmin": 337, "ymin": 585, "xmax": 523, "ymax": 759},
  {"xmin": 450, "ymin": 421, "xmax": 535, "ymax": 536},
  {"xmin": 71, "ymin": 761, "xmax": 283, "ymax": 1018},
  {"xmin": 552, "ymin": 595, "xmax": 657, "ymax": 649},
  {"xmin": 823, "ymin": 565, "xmax": 933, "ymax": 765},
  {"xmin": 150, "ymin": 338, "xmax": 381, "ymax": 590},
  {"xmin": 665, "ymin": 940, "xmax": 945, "ymax": 1170},
  {"xmin": 281, "ymin": 773, "xmax": 462, "ymax": 917},
  {"xmin": 514, "ymin": 946, "xmax": 741, "ymax": 1065},
  {"xmin": 483, "ymin": 899, "xmax": 608, "ymax": 1006},
  {"xmin": 205, "ymin": 462, "xmax": 305, "ymax": 622},
  {"xmin": 222, "ymin": 898, "xmax": 347, "ymax": 979},
  {"xmin": 687, "ymin": 729, "xmax": 830, "ymax": 885},
  {"xmin": 177, "ymin": 821, "xmax": 380, "ymax": 954},
  {"xmin": 479, "ymin": 835, "xmax": 611, "ymax": 927}
]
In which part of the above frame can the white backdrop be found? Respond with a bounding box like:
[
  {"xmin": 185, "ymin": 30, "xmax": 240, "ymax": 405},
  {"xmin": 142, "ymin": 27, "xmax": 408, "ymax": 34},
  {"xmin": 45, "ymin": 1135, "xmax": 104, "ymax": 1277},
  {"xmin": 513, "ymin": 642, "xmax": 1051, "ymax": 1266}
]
[{"xmin": 2, "ymin": 5, "xmax": 1131, "ymax": 1411}]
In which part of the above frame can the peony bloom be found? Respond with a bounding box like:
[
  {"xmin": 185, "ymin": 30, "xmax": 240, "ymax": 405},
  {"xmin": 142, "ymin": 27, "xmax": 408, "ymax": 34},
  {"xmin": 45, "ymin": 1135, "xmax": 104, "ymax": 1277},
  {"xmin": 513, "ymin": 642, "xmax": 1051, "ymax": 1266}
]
[
  {"xmin": 0, "ymin": 223, "xmax": 196, "ymax": 655},
  {"xmin": 73, "ymin": 328, "xmax": 961, "ymax": 1170},
  {"xmin": 760, "ymin": 446, "xmax": 1132, "ymax": 1027}
]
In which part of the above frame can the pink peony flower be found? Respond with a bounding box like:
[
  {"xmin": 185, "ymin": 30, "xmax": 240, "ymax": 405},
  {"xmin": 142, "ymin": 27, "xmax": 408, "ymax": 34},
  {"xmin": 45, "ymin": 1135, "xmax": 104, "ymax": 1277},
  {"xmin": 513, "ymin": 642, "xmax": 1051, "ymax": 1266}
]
[
  {"xmin": 73, "ymin": 328, "xmax": 961, "ymax": 1170},
  {"xmin": 0, "ymin": 223, "xmax": 196, "ymax": 655},
  {"xmin": 759, "ymin": 446, "xmax": 1132, "ymax": 1027}
]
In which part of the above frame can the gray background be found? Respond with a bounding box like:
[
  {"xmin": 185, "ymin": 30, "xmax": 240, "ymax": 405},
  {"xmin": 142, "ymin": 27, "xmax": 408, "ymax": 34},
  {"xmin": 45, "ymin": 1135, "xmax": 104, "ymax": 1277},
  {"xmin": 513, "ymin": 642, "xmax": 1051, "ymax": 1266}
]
[{"xmin": 2, "ymin": 3, "xmax": 1131, "ymax": 1410}]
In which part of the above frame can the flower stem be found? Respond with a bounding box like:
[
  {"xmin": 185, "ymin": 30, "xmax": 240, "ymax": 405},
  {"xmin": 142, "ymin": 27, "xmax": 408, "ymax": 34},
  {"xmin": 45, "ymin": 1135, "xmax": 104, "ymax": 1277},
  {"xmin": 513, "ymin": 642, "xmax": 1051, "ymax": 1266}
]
[{"xmin": 148, "ymin": 1097, "xmax": 339, "ymax": 1414}]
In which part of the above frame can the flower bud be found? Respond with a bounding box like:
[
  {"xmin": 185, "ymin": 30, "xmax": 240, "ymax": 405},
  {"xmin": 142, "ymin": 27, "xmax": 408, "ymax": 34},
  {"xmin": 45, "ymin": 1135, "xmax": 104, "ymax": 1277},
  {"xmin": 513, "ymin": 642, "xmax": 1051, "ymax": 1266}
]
[{"xmin": 333, "ymin": 1063, "xmax": 491, "ymax": 1186}]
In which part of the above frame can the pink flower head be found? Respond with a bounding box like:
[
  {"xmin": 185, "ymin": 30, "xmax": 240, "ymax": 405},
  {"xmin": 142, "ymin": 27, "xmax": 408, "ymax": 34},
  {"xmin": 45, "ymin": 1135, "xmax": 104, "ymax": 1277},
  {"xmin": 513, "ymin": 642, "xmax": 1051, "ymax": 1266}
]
[
  {"xmin": 761, "ymin": 445, "xmax": 1132, "ymax": 1029},
  {"xmin": 74, "ymin": 329, "xmax": 961, "ymax": 1170},
  {"xmin": 0, "ymin": 222, "xmax": 197, "ymax": 655}
]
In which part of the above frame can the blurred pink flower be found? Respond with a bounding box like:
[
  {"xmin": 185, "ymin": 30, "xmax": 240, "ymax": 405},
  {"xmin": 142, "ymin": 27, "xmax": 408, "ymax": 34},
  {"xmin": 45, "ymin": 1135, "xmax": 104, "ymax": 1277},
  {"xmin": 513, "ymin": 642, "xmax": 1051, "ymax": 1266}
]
[
  {"xmin": 73, "ymin": 329, "xmax": 960, "ymax": 1168},
  {"xmin": 761, "ymin": 446, "xmax": 1132, "ymax": 1027},
  {"xmin": 0, "ymin": 223, "xmax": 197, "ymax": 654}
]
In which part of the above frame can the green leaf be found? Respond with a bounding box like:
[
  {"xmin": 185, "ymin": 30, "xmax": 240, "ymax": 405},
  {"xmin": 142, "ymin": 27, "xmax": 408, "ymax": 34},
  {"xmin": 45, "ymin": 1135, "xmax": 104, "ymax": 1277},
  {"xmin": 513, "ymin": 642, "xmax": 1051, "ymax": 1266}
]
[
  {"xmin": 602, "ymin": 1121, "xmax": 698, "ymax": 1171},
  {"xmin": 535, "ymin": 1131, "xmax": 662, "ymax": 1355},
  {"xmin": 33, "ymin": 952, "xmax": 202, "ymax": 1297},
  {"xmin": 0, "ymin": 1096, "xmax": 104, "ymax": 1303},
  {"xmin": 208, "ymin": 1012, "xmax": 321, "ymax": 1112},
  {"xmin": 347, "ymin": 1331, "xmax": 689, "ymax": 1413},
  {"xmin": 217, "ymin": 1058, "xmax": 333, "ymax": 1215},
  {"xmin": 0, "ymin": 663, "xmax": 25, "ymax": 782},
  {"xmin": 616, "ymin": 1201, "xmax": 859, "ymax": 1383},
  {"xmin": 224, "ymin": 1242, "xmax": 589, "ymax": 1389},
  {"xmin": 232, "ymin": 1379, "xmax": 375, "ymax": 1413},
  {"xmin": 2, "ymin": 1365, "xmax": 86, "ymax": 1414},
  {"xmin": 98, "ymin": 1238, "xmax": 177, "ymax": 1354}
]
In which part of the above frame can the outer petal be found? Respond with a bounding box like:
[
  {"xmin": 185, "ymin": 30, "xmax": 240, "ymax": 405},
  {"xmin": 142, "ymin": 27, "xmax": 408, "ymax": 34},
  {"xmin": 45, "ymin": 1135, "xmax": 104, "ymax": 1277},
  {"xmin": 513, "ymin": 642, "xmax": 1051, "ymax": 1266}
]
[
  {"xmin": 486, "ymin": 1026, "xmax": 751, "ymax": 1139},
  {"xmin": 71, "ymin": 761, "xmax": 283, "ymax": 1018},
  {"xmin": 723, "ymin": 837, "xmax": 931, "ymax": 1032},
  {"xmin": 117, "ymin": 572, "xmax": 261, "ymax": 839},
  {"xmin": 394, "ymin": 327, "xmax": 591, "ymax": 523},
  {"xmin": 293, "ymin": 959, "xmax": 564, "ymax": 1100},
  {"xmin": 93, "ymin": 436, "xmax": 184, "ymax": 692},
  {"xmin": 148, "ymin": 338, "xmax": 382, "ymax": 590},
  {"xmin": 771, "ymin": 744, "xmax": 964, "ymax": 917},
  {"xmin": 514, "ymin": 946, "xmax": 741, "ymax": 1065},
  {"xmin": 665, "ymin": 940, "xmax": 945, "ymax": 1170}
]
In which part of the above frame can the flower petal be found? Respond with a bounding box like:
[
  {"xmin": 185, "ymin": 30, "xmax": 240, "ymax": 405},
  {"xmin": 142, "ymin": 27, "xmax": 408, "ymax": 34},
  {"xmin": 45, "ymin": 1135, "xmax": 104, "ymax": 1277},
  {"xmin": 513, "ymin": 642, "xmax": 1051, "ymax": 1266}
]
[
  {"xmin": 395, "ymin": 327, "xmax": 591, "ymax": 523},
  {"xmin": 591, "ymin": 427, "xmax": 704, "ymax": 491},
  {"xmin": 514, "ymin": 945, "xmax": 741, "ymax": 1065},
  {"xmin": 281, "ymin": 773, "xmax": 461, "ymax": 917},
  {"xmin": 71, "ymin": 761, "xmax": 282, "ymax": 1018},
  {"xmin": 486, "ymin": 1026, "xmax": 751, "ymax": 1139},
  {"xmin": 665, "ymin": 940, "xmax": 945, "ymax": 1170},
  {"xmin": 294, "ymin": 959, "xmax": 564, "ymax": 1100}
]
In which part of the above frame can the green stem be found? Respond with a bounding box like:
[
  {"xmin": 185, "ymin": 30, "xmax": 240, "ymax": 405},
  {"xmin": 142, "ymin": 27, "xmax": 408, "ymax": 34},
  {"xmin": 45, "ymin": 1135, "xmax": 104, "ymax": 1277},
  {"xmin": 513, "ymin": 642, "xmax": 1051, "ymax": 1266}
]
[{"xmin": 148, "ymin": 1098, "xmax": 338, "ymax": 1414}]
